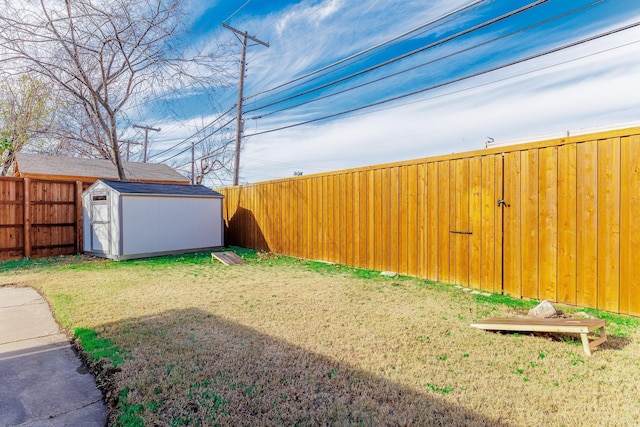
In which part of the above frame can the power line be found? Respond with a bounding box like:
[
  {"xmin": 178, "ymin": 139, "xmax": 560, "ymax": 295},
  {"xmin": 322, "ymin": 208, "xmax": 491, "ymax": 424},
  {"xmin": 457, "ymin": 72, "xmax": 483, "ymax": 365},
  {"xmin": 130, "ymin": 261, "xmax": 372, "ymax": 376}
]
[
  {"xmin": 173, "ymin": 137, "xmax": 236, "ymax": 170},
  {"xmin": 155, "ymin": 116, "xmax": 237, "ymax": 164},
  {"xmin": 224, "ymin": 0, "xmax": 252, "ymax": 23},
  {"xmin": 244, "ymin": 20, "xmax": 640, "ymax": 138},
  {"xmin": 146, "ymin": 105, "xmax": 236, "ymax": 161},
  {"xmin": 332, "ymin": 38, "xmax": 640, "ymax": 122},
  {"xmin": 243, "ymin": 0, "xmax": 487, "ymax": 102},
  {"xmin": 247, "ymin": 0, "xmax": 605, "ymax": 120},
  {"xmin": 244, "ymin": 0, "xmax": 548, "ymax": 115}
]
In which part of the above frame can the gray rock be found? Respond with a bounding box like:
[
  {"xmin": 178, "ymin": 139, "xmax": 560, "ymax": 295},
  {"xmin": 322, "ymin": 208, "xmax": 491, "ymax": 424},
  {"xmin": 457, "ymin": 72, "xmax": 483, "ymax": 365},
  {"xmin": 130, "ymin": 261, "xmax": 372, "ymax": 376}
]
[{"xmin": 528, "ymin": 300, "xmax": 557, "ymax": 318}]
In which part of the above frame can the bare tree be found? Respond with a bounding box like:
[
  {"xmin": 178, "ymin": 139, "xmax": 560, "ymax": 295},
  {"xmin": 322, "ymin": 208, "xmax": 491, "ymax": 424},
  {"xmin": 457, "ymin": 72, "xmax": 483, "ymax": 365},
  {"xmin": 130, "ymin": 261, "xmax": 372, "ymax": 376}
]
[
  {"xmin": 0, "ymin": 0, "xmax": 229, "ymax": 180},
  {"xmin": 174, "ymin": 122, "xmax": 235, "ymax": 186},
  {"xmin": 0, "ymin": 75, "xmax": 53, "ymax": 175}
]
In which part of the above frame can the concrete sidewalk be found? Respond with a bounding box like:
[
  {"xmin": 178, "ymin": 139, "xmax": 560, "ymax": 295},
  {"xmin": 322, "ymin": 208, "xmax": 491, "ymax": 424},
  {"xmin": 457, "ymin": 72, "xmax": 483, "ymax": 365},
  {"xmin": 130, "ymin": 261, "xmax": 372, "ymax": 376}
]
[{"xmin": 0, "ymin": 286, "xmax": 107, "ymax": 427}]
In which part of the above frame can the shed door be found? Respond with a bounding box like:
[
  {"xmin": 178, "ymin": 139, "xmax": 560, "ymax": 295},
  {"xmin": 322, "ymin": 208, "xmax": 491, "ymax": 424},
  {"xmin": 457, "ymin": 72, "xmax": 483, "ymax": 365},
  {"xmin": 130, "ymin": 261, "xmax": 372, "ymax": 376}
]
[{"xmin": 90, "ymin": 194, "xmax": 110, "ymax": 253}]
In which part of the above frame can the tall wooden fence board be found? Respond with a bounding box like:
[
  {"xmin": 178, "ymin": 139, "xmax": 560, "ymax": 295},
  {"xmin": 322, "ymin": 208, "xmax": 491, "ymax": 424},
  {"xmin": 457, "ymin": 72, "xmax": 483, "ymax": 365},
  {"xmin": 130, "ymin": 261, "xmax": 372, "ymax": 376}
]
[
  {"xmin": 0, "ymin": 178, "xmax": 91, "ymax": 260},
  {"xmin": 218, "ymin": 127, "xmax": 640, "ymax": 315}
]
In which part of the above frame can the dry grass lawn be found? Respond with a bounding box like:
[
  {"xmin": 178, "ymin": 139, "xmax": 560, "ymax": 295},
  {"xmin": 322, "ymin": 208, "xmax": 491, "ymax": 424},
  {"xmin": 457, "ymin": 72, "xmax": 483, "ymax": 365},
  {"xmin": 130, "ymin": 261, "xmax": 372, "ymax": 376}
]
[{"xmin": 1, "ymin": 250, "xmax": 639, "ymax": 426}]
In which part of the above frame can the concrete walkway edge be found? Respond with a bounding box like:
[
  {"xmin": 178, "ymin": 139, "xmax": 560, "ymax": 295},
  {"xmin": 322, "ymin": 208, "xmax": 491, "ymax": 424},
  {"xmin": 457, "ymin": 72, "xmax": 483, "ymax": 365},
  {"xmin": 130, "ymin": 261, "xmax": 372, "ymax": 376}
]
[{"xmin": 0, "ymin": 286, "xmax": 108, "ymax": 427}]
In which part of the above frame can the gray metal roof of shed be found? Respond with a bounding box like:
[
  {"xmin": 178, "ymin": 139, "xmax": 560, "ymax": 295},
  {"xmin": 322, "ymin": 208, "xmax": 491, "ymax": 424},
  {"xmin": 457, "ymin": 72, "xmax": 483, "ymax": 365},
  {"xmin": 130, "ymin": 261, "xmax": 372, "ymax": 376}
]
[{"xmin": 99, "ymin": 180, "xmax": 224, "ymax": 198}]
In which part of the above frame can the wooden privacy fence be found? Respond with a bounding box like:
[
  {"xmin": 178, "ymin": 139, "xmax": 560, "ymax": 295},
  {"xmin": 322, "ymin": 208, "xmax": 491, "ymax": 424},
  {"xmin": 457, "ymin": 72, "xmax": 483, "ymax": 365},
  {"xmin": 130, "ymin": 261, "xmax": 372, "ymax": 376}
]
[
  {"xmin": 218, "ymin": 127, "xmax": 640, "ymax": 316},
  {"xmin": 0, "ymin": 178, "xmax": 91, "ymax": 260}
]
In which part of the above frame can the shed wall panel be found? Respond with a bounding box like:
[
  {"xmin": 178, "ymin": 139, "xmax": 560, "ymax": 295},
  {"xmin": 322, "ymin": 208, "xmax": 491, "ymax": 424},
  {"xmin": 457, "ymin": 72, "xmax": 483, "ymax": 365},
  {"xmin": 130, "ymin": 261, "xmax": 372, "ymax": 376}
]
[{"xmin": 120, "ymin": 196, "xmax": 222, "ymax": 256}]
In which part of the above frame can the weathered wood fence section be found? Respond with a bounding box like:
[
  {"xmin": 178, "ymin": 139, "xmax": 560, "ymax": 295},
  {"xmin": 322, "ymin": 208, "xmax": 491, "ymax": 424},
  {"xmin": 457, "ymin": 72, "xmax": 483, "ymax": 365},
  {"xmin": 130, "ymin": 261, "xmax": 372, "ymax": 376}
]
[
  {"xmin": 219, "ymin": 127, "xmax": 640, "ymax": 316},
  {"xmin": 0, "ymin": 178, "xmax": 91, "ymax": 259}
]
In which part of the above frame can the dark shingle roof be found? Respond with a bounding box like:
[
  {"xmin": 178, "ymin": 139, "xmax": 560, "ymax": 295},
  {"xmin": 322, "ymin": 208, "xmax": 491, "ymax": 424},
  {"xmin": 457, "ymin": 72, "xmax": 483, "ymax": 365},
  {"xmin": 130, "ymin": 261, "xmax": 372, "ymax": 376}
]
[
  {"xmin": 15, "ymin": 153, "xmax": 189, "ymax": 183},
  {"xmin": 100, "ymin": 180, "xmax": 223, "ymax": 198}
]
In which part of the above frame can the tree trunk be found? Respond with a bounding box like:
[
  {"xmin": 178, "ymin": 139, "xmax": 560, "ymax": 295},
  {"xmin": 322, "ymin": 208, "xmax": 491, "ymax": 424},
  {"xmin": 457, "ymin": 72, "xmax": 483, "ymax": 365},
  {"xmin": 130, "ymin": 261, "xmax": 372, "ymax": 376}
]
[
  {"xmin": 109, "ymin": 115, "xmax": 126, "ymax": 180},
  {"xmin": 1, "ymin": 150, "xmax": 14, "ymax": 176}
]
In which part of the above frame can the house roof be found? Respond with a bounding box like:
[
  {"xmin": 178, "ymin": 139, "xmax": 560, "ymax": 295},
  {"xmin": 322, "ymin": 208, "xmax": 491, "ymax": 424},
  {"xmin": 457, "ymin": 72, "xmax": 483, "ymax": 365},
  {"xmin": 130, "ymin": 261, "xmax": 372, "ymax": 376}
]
[
  {"xmin": 14, "ymin": 153, "xmax": 189, "ymax": 184},
  {"xmin": 97, "ymin": 180, "xmax": 224, "ymax": 198}
]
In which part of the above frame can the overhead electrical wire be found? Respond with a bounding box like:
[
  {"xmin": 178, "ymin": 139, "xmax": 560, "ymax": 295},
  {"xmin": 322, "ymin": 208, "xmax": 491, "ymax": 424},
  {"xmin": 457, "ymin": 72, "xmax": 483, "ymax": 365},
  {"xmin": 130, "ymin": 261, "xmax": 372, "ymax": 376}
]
[
  {"xmin": 243, "ymin": 0, "xmax": 488, "ymax": 102},
  {"xmin": 247, "ymin": 0, "xmax": 605, "ymax": 120},
  {"xmin": 146, "ymin": 105, "xmax": 236, "ymax": 161},
  {"xmin": 172, "ymin": 137, "xmax": 235, "ymax": 170},
  {"xmin": 244, "ymin": 0, "xmax": 548, "ymax": 115},
  {"xmin": 243, "ymin": 2, "xmax": 492, "ymax": 110},
  {"xmin": 336, "ymin": 38, "xmax": 640, "ymax": 122},
  {"xmin": 224, "ymin": 0, "xmax": 252, "ymax": 23},
  {"xmin": 155, "ymin": 116, "xmax": 237, "ymax": 164},
  {"xmin": 251, "ymin": 0, "xmax": 497, "ymax": 104},
  {"xmin": 243, "ymin": 20, "xmax": 640, "ymax": 138}
]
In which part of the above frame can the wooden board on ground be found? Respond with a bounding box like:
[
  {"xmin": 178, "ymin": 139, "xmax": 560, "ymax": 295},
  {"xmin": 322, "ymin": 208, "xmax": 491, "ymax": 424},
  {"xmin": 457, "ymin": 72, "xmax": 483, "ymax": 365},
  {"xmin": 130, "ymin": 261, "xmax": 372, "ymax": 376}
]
[
  {"xmin": 470, "ymin": 317, "xmax": 607, "ymax": 356},
  {"xmin": 212, "ymin": 251, "xmax": 247, "ymax": 265}
]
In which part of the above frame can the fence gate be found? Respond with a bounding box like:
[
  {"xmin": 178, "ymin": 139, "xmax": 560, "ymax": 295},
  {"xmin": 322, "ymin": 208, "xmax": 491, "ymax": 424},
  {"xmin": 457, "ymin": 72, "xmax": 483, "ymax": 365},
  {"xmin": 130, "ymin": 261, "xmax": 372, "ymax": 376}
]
[{"xmin": 446, "ymin": 154, "xmax": 504, "ymax": 295}]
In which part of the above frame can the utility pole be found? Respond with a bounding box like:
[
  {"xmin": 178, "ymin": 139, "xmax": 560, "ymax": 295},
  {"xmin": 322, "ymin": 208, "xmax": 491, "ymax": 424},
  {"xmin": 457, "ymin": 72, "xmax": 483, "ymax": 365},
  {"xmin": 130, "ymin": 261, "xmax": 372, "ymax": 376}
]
[
  {"xmin": 223, "ymin": 22, "xmax": 269, "ymax": 186},
  {"xmin": 121, "ymin": 140, "xmax": 141, "ymax": 162},
  {"xmin": 191, "ymin": 140, "xmax": 195, "ymax": 185},
  {"xmin": 133, "ymin": 124, "xmax": 161, "ymax": 163}
]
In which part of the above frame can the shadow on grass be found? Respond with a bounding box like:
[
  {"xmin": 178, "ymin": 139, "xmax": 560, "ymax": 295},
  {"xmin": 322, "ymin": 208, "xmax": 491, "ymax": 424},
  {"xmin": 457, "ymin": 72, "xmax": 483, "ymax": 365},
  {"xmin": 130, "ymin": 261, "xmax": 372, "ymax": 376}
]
[{"xmin": 101, "ymin": 308, "xmax": 511, "ymax": 426}]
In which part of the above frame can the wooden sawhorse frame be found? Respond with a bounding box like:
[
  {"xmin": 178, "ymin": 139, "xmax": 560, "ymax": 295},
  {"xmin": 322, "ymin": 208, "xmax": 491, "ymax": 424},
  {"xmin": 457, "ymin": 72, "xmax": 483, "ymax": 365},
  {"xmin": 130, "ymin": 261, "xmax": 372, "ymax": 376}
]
[{"xmin": 470, "ymin": 318, "xmax": 607, "ymax": 356}]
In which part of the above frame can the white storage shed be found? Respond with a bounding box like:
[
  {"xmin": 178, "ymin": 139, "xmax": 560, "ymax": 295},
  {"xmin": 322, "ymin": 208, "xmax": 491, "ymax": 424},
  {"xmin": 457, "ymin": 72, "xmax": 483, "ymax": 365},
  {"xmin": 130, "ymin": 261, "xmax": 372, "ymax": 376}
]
[{"xmin": 82, "ymin": 180, "xmax": 224, "ymax": 260}]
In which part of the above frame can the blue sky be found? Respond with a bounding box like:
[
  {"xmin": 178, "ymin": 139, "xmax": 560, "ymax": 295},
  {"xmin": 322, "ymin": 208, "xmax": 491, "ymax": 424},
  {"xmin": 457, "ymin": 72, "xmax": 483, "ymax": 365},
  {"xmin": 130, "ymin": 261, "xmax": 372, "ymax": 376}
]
[{"xmin": 142, "ymin": 0, "xmax": 640, "ymax": 185}]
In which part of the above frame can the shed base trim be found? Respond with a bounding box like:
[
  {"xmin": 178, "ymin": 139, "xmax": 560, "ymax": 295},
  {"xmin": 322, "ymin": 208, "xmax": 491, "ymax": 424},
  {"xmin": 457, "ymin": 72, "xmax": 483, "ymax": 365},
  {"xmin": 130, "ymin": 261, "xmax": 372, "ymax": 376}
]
[{"xmin": 84, "ymin": 246, "xmax": 224, "ymax": 261}]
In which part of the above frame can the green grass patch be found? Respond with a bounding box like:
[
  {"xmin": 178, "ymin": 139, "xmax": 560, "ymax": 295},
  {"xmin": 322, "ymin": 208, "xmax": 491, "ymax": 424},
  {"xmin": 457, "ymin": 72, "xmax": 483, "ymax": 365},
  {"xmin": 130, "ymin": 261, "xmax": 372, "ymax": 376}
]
[
  {"xmin": 49, "ymin": 293, "xmax": 74, "ymax": 328},
  {"xmin": 0, "ymin": 255, "xmax": 85, "ymax": 273},
  {"xmin": 74, "ymin": 327, "xmax": 128, "ymax": 367},
  {"xmin": 426, "ymin": 383, "xmax": 454, "ymax": 394},
  {"xmin": 472, "ymin": 292, "xmax": 539, "ymax": 311},
  {"xmin": 114, "ymin": 388, "xmax": 145, "ymax": 427},
  {"xmin": 301, "ymin": 259, "xmax": 382, "ymax": 280}
]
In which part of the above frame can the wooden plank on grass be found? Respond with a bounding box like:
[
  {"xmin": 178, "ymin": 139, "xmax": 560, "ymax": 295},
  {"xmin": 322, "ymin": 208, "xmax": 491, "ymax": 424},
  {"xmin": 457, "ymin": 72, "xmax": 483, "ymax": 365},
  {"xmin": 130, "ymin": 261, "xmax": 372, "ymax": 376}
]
[
  {"xmin": 471, "ymin": 317, "xmax": 605, "ymax": 334},
  {"xmin": 212, "ymin": 251, "xmax": 247, "ymax": 265}
]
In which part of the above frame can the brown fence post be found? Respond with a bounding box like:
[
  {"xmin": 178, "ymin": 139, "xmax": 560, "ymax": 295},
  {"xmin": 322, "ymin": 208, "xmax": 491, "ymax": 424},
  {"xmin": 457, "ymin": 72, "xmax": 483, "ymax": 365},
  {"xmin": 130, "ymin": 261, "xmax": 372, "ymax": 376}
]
[
  {"xmin": 76, "ymin": 181, "xmax": 84, "ymax": 254},
  {"xmin": 23, "ymin": 177, "xmax": 31, "ymax": 258}
]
